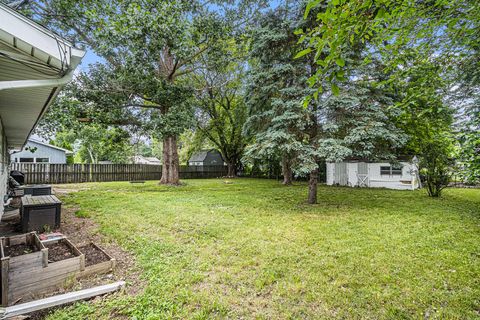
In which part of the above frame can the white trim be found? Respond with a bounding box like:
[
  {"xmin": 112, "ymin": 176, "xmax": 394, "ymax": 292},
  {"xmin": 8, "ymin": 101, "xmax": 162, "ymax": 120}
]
[
  {"xmin": 27, "ymin": 139, "xmax": 72, "ymax": 154},
  {"xmin": 0, "ymin": 66, "xmax": 77, "ymax": 91},
  {"xmin": 34, "ymin": 156, "xmax": 50, "ymax": 163},
  {"xmin": 0, "ymin": 2, "xmax": 85, "ymax": 67}
]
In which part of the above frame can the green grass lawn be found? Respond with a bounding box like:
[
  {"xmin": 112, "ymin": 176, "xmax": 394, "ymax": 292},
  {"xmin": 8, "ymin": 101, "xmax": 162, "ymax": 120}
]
[{"xmin": 48, "ymin": 179, "xmax": 480, "ymax": 319}]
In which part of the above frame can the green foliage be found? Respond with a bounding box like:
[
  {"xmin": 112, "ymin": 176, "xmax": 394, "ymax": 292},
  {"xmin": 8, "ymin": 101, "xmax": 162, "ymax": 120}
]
[
  {"xmin": 177, "ymin": 130, "xmax": 211, "ymax": 165},
  {"xmin": 420, "ymin": 134, "xmax": 454, "ymax": 197},
  {"xmin": 50, "ymin": 131, "xmax": 75, "ymax": 164},
  {"xmin": 244, "ymin": 6, "xmax": 311, "ymax": 172},
  {"xmin": 193, "ymin": 36, "xmax": 249, "ymax": 175},
  {"xmin": 301, "ymin": 0, "xmax": 480, "ymax": 94},
  {"xmin": 246, "ymin": 4, "xmax": 406, "ymax": 182},
  {"xmin": 301, "ymin": 0, "xmax": 476, "ymax": 195},
  {"xmin": 49, "ymin": 126, "xmax": 133, "ymax": 164},
  {"xmin": 457, "ymin": 104, "xmax": 480, "ymax": 184}
]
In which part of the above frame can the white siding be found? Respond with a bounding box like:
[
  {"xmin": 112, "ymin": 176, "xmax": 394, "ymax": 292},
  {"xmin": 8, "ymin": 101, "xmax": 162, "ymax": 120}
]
[
  {"xmin": 326, "ymin": 161, "xmax": 419, "ymax": 190},
  {"xmin": 0, "ymin": 119, "xmax": 8, "ymax": 218},
  {"xmin": 11, "ymin": 140, "xmax": 67, "ymax": 163},
  {"xmin": 326, "ymin": 162, "xmax": 335, "ymax": 185}
]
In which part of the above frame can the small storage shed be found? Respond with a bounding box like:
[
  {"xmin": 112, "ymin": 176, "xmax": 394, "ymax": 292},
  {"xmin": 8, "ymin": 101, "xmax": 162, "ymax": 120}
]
[
  {"xmin": 326, "ymin": 159, "xmax": 420, "ymax": 190},
  {"xmin": 11, "ymin": 139, "xmax": 73, "ymax": 164},
  {"xmin": 188, "ymin": 149, "xmax": 224, "ymax": 166},
  {"xmin": 132, "ymin": 155, "xmax": 161, "ymax": 165}
]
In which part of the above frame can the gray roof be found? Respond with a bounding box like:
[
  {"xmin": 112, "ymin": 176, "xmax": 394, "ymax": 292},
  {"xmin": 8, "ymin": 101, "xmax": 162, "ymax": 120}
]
[
  {"xmin": 28, "ymin": 139, "xmax": 73, "ymax": 154},
  {"xmin": 189, "ymin": 150, "xmax": 209, "ymax": 162}
]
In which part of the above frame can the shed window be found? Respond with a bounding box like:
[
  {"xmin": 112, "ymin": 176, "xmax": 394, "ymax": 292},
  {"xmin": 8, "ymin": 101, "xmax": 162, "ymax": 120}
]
[
  {"xmin": 380, "ymin": 165, "xmax": 402, "ymax": 176},
  {"xmin": 36, "ymin": 158, "xmax": 49, "ymax": 163},
  {"xmin": 19, "ymin": 158, "xmax": 34, "ymax": 163}
]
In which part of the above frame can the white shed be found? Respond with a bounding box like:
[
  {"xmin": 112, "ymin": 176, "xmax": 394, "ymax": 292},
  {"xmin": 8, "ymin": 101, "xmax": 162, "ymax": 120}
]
[
  {"xmin": 11, "ymin": 139, "xmax": 73, "ymax": 163},
  {"xmin": 326, "ymin": 159, "xmax": 420, "ymax": 190}
]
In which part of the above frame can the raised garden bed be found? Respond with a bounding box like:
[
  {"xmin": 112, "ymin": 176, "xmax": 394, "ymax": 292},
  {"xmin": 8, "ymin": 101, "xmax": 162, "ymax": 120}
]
[
  {"xmin": 0, "ymin": 234, "xmax": 84, "ymax": 306},
  {"xmin": 77, "ymin": 243, "xmax": 116, "ymax": 278}
]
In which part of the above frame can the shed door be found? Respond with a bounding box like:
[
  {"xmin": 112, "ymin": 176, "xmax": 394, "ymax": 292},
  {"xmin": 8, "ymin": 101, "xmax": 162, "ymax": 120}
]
[
  {"xmin": 334, "ymin": 162, "xmax": 348, "ymax": 186},
  {"xmin": 357, "ymin": 162, "xmax": 369, "ymax": 187}
]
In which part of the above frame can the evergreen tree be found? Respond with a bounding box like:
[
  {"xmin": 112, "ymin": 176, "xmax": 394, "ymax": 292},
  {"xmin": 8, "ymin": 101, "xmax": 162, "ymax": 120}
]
[
  {"xmin": 246, "ymin": 3, "xmax": 406, "ymax": 202},
  {"xmin": 245, "ymin": 6, "xmax": 309, "ymax": 185}
]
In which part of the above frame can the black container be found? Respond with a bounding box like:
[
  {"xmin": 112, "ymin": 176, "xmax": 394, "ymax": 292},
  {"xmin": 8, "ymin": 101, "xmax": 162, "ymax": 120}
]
[
  {"xmin": 10, "ymin": 171, "xmax": 24, "ymax": 185},
  {"xmin": 21, "ymin": 195, "xmax": 62, "ymax": 233},
  {"xmin": 21, "ymin": 184, "xmax": 52, "ymax": 196}
]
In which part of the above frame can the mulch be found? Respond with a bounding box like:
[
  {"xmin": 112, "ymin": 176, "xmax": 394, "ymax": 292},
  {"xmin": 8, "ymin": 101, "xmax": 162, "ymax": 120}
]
[
  {"xmin": 3, "ymin": 243, "xmax": 38, "ymax": 257},
  {"xmin": 78, "ymin": 243, "xmax": 110, "ymax": 267},
  {"xmin": 45, "ymin": 241, "xmax": 75, "ymax": 262}
]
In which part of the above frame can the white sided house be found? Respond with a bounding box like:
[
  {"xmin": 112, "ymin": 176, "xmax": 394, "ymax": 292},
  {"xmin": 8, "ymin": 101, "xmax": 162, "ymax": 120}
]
[
  {"xmin": 0, "ymin": 2, "xmax": 84, "ymax": 217},
  {"xmin": 11, "ymin": 138, "xmax": 73, "ymax": 163},
  {"xmin": 326, "ymin": 159, "xmax": 420, "ymax": 190}
]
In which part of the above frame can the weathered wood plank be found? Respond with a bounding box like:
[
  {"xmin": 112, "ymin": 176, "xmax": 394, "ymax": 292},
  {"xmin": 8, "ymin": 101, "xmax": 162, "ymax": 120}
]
[
  {"xmin": 2, "ymin": 281, "xmax": 125, "ymax": 319},
  {"xmin": 10, "ymin": 163, "xmax": 227, "ymax": 184},
  {"xmin": 8, "ymin": 251, "xmax": 43, "ymax": 271},
  {"xmin": 9, "ymin": 259, "xmax": 81, "ymax": 288}
]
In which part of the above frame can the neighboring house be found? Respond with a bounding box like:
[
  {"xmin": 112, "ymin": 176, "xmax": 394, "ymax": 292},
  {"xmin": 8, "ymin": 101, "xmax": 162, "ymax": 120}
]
[
  {"xmin": 11, "ymin": 139, "xmax": 73, "ymax": 164},
  {"xmin": 0, "ymin": 2, "xmax": 85, "ymax": 217},
  {"xmin": 188, "ymin": 149, "xmax": 224, "ymax": 166},
  {"xmin": 326, "ymin": 158, "xmax": 420, "ymax": 190},
  {"xmin": 132, "ymin": 155, "xmax": 161, "ymax": 165}
]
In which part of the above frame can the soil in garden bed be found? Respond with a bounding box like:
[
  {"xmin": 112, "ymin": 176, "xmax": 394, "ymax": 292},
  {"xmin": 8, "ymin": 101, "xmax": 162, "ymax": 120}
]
[
  {"xmin": 4, "ymin": 243, "xmax": 38, "ymax": 257},
  {"xmin": 78, "ymin": 243, "xmax": 110, "ymax": 267},
  {"xmin": 45, "ymin": 241, "xmax": 75, "ymax": 262}
]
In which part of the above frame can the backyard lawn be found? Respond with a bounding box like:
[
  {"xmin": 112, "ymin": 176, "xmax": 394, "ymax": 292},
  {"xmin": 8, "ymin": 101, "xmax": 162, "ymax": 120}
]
[{"xmin": 48, "ymin": 179, "xmax": 479, "ymax": 319}]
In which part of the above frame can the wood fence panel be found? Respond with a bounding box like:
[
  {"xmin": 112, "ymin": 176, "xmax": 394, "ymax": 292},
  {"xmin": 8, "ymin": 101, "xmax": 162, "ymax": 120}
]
[{"xmin": 10, "ymin": 163, "xmax": 227, "ymax": 184}]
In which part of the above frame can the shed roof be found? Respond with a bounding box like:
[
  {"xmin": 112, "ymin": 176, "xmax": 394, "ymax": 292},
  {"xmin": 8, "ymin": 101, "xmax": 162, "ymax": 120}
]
[
  {"xmin": 189, "ymin": 150, "xmax": 209, "ymax": 162},
  {"xmin": 0, "ymin": 3, "xmax": 85, "ymax": 149},
  {"xmin": 189, "ymin": 149, "xmax": 224, "ymax": 163},
  {"xmin": 28, "ymin": 138, "xmax": 73, "ymax": 155}
]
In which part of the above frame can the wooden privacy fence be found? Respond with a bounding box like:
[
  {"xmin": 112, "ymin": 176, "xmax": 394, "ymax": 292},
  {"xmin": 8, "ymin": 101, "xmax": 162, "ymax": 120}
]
[{"xmin": 10, "ymin": 163, "xmax": 228, "ymax": 184}]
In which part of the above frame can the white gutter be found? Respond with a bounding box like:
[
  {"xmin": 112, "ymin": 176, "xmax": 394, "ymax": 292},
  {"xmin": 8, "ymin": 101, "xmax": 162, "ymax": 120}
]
[
  {"xmin": 0, "ymin": 53, "xmax": 84, "ymax": 91},
  {"xmin": 0, "ymin": 68, "xmax": 75, "ymax": 91}
]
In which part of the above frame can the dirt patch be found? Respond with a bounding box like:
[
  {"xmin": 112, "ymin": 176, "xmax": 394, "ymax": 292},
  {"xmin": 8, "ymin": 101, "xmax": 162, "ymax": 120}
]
[
  {"xmin": 3, "ymin": 243, "xmax": 38, "ymax": 257},
  {"xmin": 79, "ymin": 243, "xmax": 110, "ymax": 267},
  {"xmin": 45, "ymin": 241, "xmax": 75, "ymax": 262}
]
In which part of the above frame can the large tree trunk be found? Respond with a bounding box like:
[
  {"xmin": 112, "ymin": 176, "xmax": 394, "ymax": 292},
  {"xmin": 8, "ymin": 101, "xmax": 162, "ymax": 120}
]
[
  {"xmin": 308, "ymin": 168, "xmax": 318, "ymax": 204},
  {"xmin": 226, "ymin": 162, "xmax": 236, "ymax": 177},
  {"xmin": 281, "ymin": 155, "xmax": 293, "ymax": 185},
  {"xmin": 160, "ymin": 135, "xmax": 180, "ymax": 185}
]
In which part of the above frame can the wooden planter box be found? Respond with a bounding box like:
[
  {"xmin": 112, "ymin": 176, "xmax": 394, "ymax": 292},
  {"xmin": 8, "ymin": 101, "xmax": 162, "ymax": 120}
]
[
  {"xmin": 78, "ymin": 243, "xmax": 116, "ymax": 278},
  {"xmin": 0, "ymin": 234, "xmax": 84, "ymax": 306}
]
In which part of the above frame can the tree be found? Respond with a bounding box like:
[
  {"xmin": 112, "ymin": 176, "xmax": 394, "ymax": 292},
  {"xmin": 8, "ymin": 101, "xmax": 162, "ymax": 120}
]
[
  {"xmin": 457, "ymin": 102, "xmax": 480, "ymax": 185},
  {"xmin": 26, "ymin": 0, "xmax": 264, "ymax": 184},
  {"xmin": 193, "ymin": 38, "xmax": 249, "ymax": 177},
  {"xmin": 301, "ymin": 0, "xmax": 480, "ymax": 94},
  {"xmin": 48, "ymin": 126, "xmax": 133, "ymax": 164},
  {"xmin": 246, "ymin": 3, "xmax": 406, "ymax": 202},
  {"xmin": 245, "ymin": 7, "xmax": 309, "ymax": 185},
  {"xmin": 301, "ymin": 0, "xmax": 478, "ymax": 197}
]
